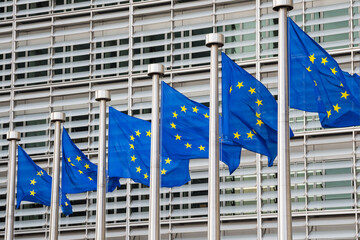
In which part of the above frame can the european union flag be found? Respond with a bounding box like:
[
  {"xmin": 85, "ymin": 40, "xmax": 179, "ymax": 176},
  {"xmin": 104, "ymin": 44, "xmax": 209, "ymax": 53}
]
[
  {"xmin": 222, "ymin": 52, "xmax": 292, "ymax": 167},
  {"xmin": 288, "ymin": 17, "xmax": 360, "ymax": 128},
  {"xmin": 62, "ymin": 128, "xmax": 120, "ymax": 194},
  {"xmin": 161, "ymin": 81, "xmax": 242, "ymax": 174},
  {"xmin": 16, "ymin": 146, "xmax": 72, "ymax": 215},
  {"xmin": 108, "ymin": 106, "xmax": 190, "ymax": 188}
]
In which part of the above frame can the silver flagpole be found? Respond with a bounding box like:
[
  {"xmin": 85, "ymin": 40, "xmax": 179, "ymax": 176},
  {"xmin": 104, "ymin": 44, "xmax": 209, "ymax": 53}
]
[
  {"xmin": 148, "ymin": 63, "xmax": 164, "ymax": 240},
  {"xmin": 5, "ymin": 131, "xmax": 20, "ymax": 240},
  {"xmin": 205, "ymin": 33, "xmax": 224, "ymax": 240},
  {"xmin": 49, "ymin": 112, "xmax": 66, "ymax": 240},
  {"xmin": 273, "ymin": 1, "xmax": 293, "ymax": 240},
  {"xmin": 95, "ymin": 90, "xmax": 111, "ymax": 240}
]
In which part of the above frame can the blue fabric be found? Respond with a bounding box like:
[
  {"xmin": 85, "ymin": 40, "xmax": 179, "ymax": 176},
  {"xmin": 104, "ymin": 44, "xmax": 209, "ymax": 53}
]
[
  {"xmin": 16, "ymin": 146, "xmax": 72, "ymax": 215},
  {"xmin": 288, "ymin": 17, "xmax": 360, "ymax": 128},
  {"xmin": 161, "ymin": 81, "xmax": 242, "ymax": 174},
  {"xmin": 108, "ymin": 107, "xmax": 191, "ymax": 188},
  {"xmin": 62, "ymin": 128, "xmax": 120, "ymax": 194},
  {"xmin": 222, "ymin": 52, "xmax": 293, "ymax": 167}
]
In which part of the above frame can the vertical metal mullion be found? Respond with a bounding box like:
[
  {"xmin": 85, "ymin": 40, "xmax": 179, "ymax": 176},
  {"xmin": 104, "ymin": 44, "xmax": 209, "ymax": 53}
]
[{"xmin": 90, "ymin": 11, "xmax": 94, "ymax": 82}]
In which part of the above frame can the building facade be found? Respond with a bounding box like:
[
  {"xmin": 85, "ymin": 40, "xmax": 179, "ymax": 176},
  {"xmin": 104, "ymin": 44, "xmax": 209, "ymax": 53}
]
[{"xmin": 0, "ymin": 0, "xmax": 359, "ymax": 239}]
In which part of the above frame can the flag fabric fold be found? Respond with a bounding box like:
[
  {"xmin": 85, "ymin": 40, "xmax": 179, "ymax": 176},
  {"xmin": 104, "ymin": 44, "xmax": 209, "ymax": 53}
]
[
  {"xmin": 161, "ymin": 81, "xmax": 242, "ymax": 174},
  {"xmin": 16, "ymin": 146, "xmax": 72, "ymax": 215},
  {"xmin": 62, "ymin": 128, "xmax": 120, "ymax": 194},
  {"xmin": 108, "ymin": 106, "xmax": 191, "ymax": 188},
  {"xmin": 288, "ymin": 17, "xmax": 360, "ymax": 128},
  {"xmin": 222, "ymin": 52, "xmax": 293, "ymax": 167}
]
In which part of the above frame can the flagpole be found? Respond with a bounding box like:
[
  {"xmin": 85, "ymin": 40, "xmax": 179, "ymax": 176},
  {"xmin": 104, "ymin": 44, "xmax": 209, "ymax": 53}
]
[
  {"xmin": 95, "ymin": 90, "xmax": 111, "ymax": 240},
  {"xmin": 148, "ymin": 63, "xmax": 164, "ymax": 240},
  {"xmin": 273, "ymin": 1, "xmax": 293, "ymax": 240},
  {"xmin": 5, "ymin": 131, "xmax": 20, "ymax": 240},
  {"xmin": 205, "ymin": 33, "xmax": 224, "ymax": 240},
  {"xmin": 49, "ymin": 112, "xmax": 66, "ymax": 240}
]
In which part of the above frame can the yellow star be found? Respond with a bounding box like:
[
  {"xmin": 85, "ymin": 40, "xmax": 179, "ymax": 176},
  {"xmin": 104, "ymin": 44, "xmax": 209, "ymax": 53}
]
[
  {"xmin": 313, "ymin": 80, "xmax": 317, "ymax": 86},
  {"xmin": 65, "ymin": 202, "xmax": 69, "ymax": 206},
  {"xmin": 247, "ymin": 131, "xmax": 254, "ymax": 139},
  {"xmin": 131, "ymin": 155, "xmax": 136, "ymax": 162},
  {"xmin": 253, "ymin": 129, "xmax": 257, "ymax": 134},
  {"xmin": 71, "ymin": 163, "xmax": 75, "ymax": 166},
  {"xmin": 37, "ymin": 171, "xmax": 43, "ymax": 177},
  {"xmin": 130, "ymin": 135, "xmax": 135, "ymax": 141},
  {"xmin": 129, "ymin": 143, "xmax": 134, "ymax": 149},
  {"xmin": 306, "ymin": 66, "xmax": 311, "ymax": 72},
  {"xmin": 309, "ymin": 54, "xmax": 316, "ymax": 64},
  {"xmin": 165, "ymin": 158, "xmax": 172, "ymax": 164},
  {"xmin": 333, "ymin": 103, "xmax": 341, "ymax": 113},
  {"xmin": 161, "ymin": 169, "xmax": 167, "ymax": 175},
  {"xmin": 78, "ymin": 170, "xmax": 83, "ymax": 174},
  {"xmin": 76, "ymin": 156, "xmax": 81, "ymax": 162},
  {"xmin": 255, "ymin": 112, "xmax": 261, "ymax": 118},
  {"xmin": 88, "ymin": 177, "xmax": 93, "ymax": 181},
  {"xmin": 321, "ymin": 57, "xmax": 328, "ymax": 65},
  {"xmin": 175, "ymin": 134, "xmax": 181, "ymax": 140},
  {"xmin": 173, "ymin": 111, "xmax": 178, "ymax": 118},
  {"xmin": 229, "ymin": 86, "xmax": 233, "ymax": 94},
  {"xmin": 233, "ymin": 131, "xmax": 240, "ymax": 139},
  {"xmin": 144, "ymin": 173, "xmax": 149, "ymax": 179},
  {"xmin": 67, "ymin": 157, "xmax": 71, "ymax": 162},
  {"xmin": 135, "ymin": 130, "xmax": 141, "ymax": 136},
  {"xmin": 30, "ymin": 179, "xmax": 36, "ymax": 185},
  {"xmin": 170, "ymin": 122, "xmax": 176, "ymax": 129},
  {"xmin": 331, "ymin": 67, "xmax": 337, "ymax": 75},
  {"xmin": 327, "ymin": 110, "xmax": 331, "ymax": 118},
  {"xmin": 198, "ymin": 145, "xmax": 205, "ymax": 151},
  {"xmin": 30, "ymin": 190, "xmax": 36, "ymax": 196},
  {"xmin": 340, "ymin": 82, "xmax": 343, "ymax": 87},
  {"xmin": 136, "ymin": 166, "xmax": 141, "ymax": 173},
  {"xmin": 255, "ymin": 99, "xmax": 263, "ymax": 106},
  {"xmin": 146, "ymin": 130, "xmax": 151, "ymax": 137},
  {"xmin": 84, "ymin": 164, "xmax": 90, "ymax": 169},
  {"xmin": 192, "ymin": 106, "xmax": 199, "ymax": 113},
  {"xmin": 181, "ymin": 105, "xmax": 187, "ymax": 113},
  {"xmin": 204, "ymin": 113, "xmax": 209, "ymax": 119},
  {"xmin": 256, "ymin": 119, "xmax": 264, "ymax": 127},
  {"xmin": 236, "ymin": 81, "xmax": 244, "ymax": 89},
  {"xmin": 341, "ymin": 91, "xmax": 349, "ymax": 99},
  {"xmin": 248, "ymin": 87, "xmax": 256, "ymax": 94},
  {"xmin": 185, "ymin": 142, "xmax": 192, "ymax": 148}
]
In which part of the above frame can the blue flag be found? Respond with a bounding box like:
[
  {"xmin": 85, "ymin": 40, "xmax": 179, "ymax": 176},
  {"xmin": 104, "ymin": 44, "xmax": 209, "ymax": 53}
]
[
  {"xmin": 62, "ymin": 128, "xmax": 120, "ymax": 194},
  {"xmin": 288, "ymin": 17, "xmax": 360, "ymax": 128},
  {"xmin": 222, "ymin": 52, "xmax": 293, "ymax": 167},
  {"xmin": 161, "ymin": 81, "xmax": 242, "ymax": 174},
  {"xmin": 108, "ymin": 106, "xmax": 190, "ymax": 188},
  {"xmin": 16, "ymin": 146, "xmax": 72, "ymax": 215}
]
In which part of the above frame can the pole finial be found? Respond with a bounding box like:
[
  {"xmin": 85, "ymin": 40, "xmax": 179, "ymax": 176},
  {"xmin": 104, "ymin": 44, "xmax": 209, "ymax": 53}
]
[
  {"xmin": 7, "ymin": 131, "xmax": 20, "ymax": 141},
  {"xmin": 205, "ymin": 33, "xmax": 224, "ymax": 48},
  {"xmin": 95, "ymin": 90, "xmax": 111, "ymax": 102},
  {"xmin": 50, "ymin": 112, "xmax": 66, "ymax": 123},
  {"xmin": 148, "ymin": 64, "xmax": 164, "ymax": 76},
  {"xmin": 273, "ymin": 0, "xmax": 293, "ymax": 11}
]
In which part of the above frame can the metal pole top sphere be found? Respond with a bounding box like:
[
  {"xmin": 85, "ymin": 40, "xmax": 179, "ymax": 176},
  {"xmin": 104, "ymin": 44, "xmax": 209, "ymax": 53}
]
[
  {"xmin": 273, "ymin": 0, "xmax": 293, "ymax": 11},
  {"xmin": 148, "ymin": 64, "xmax": 164, "ymax": 76},
  {"xmin": 205, "ymin": 33, "xmax": 224, "ymax": 48},
  {"xmin": 50, "ymin": 112, "xmax": 66, "ymax": 123},
  {"xmin": 7, "ymin": 131, "xmax": 20, "ymax": 141},
  {"xmin": 95, "ymin": 90, "xmax": 111, "ymax": 102}
]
